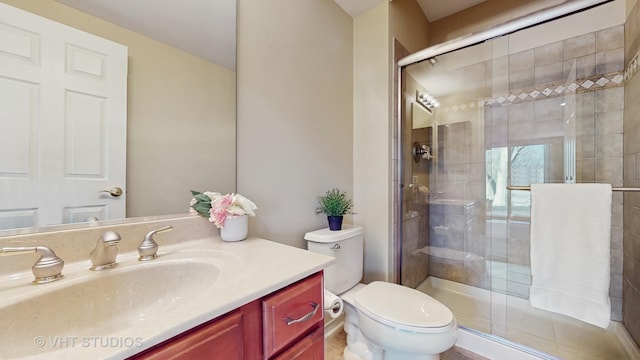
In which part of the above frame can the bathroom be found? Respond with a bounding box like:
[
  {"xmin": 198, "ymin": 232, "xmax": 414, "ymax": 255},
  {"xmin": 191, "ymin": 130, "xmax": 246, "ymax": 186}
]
[{"xmin": 0, "ymin": 0, "xmax": 639, "ymax": 359}]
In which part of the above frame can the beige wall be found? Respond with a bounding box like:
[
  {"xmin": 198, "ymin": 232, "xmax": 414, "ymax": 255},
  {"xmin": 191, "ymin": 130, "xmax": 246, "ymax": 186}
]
[
  {"xmin": 428, "ymin": 0, "xmax": 571, "ymax": 45},
  {"xmin": 235, "ymin": 0, "xmax": 431, "ymax": 283},
  {"xmin": 390, "ymin": 0, "xmax": 430, "ymax": 54},
  {"xmin": 351, "ymin": 0, "xmax": 431, "ymax": 282},
  {"xmin": 236, "ymin": 0, "xmax": 353, "ymax": 248},
  {"xmin": 236, "ymin": 0, "xmax": 430, "ymax": 283},
  {"xmin": 628, "ymin": 0, "xmax": 638, "ymax": 17},
  {"xmin": 353, "ymin": 2, "xmax": 391, "ymax": 282},
  {"xmin": 0, "ymin": 0, "xmax": 236, "ymax": 218}
]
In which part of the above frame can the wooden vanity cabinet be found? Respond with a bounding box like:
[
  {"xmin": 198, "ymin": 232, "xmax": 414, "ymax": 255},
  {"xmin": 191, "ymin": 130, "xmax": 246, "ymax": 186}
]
[
  {"xmin": 130, "ymin": 271, "xmax": 324, "ymax": 360},
  {"xmin": 131, "ymin": 299, "xmax": 262, "ymax": 360},
  {"xmin": 271, "ymin": 326, "xmax": 324, "ymax": 360}
]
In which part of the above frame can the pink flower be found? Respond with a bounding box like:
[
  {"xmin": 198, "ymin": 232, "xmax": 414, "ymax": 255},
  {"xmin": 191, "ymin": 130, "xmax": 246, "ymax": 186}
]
[
  {"xmin": 210, "ymin": 194, "xmax": 236, "ymax": 228},
  {"xmin": 190, "ymin": 190, "xmax": 257, "ymax": 229}
]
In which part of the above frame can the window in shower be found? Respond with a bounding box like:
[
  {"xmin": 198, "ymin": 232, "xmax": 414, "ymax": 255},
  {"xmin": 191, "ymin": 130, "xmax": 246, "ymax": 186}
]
[{"xmin": 486, "ymin": 144, "xmax": 546, "ymax": 218}]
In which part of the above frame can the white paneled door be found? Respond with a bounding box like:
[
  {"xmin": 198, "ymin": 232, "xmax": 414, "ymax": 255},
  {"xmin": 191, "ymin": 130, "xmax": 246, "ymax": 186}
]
[{"xmin": 0, "ymin": 3, "xmax": 127, "ymax": 230}]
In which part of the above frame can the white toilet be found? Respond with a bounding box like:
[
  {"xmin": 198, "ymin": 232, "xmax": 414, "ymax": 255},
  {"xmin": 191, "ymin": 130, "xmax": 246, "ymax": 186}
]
[{"xmin": 305, "ymin": 224, "xmax": 458, "ymax": 360}]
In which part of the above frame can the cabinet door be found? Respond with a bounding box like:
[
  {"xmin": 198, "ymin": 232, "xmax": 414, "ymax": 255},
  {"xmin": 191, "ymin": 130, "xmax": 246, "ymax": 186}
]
[
  {"xmin": 132, "ymin": 300, "xmax": 262, "ymax": 360},
  {"xmin": 135, "ymin": 311, "xmax": 244, "ymax": 360},
  {"xmin": 273, "ymin": 326, "xmax": 323, "ymax": 360},
  {"xmin": 262, "ymin": 272, "xmax": 323, "ymax": 358}
]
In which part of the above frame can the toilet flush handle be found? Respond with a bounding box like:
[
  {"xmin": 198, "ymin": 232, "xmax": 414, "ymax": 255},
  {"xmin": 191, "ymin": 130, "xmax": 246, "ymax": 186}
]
[{"xmin": 331, "ymin": 244, "xmax": 340, "ymax": 251}]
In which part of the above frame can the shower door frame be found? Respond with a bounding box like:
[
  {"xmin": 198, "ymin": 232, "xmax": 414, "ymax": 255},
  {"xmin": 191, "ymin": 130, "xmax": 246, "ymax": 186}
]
[{"xmin": 394, "ymin": 0, "xmax": 613, "ymax": 284}]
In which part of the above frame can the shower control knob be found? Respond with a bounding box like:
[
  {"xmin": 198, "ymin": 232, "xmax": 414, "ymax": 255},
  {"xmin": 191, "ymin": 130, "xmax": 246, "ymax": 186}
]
[{"xmin": 412, "ymin": 142, "xmax": 433, "ymax": 162}]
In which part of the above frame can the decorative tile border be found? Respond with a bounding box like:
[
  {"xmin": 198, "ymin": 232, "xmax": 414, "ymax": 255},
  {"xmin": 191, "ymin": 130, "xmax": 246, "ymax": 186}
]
[
  {"xmin": 483, "ymin": 71, "xmax": 624, "ymax": 108},
  {"xmin": 434, "ymin": 41, "xmax": 640, "ymax": 115},
  {"xmin": 625, "ymin": 50, "xmax": 640, "ymax": 82},
  {"xmin": 438, "ymin": 70, "xmax": 624, "ymax": 113}
]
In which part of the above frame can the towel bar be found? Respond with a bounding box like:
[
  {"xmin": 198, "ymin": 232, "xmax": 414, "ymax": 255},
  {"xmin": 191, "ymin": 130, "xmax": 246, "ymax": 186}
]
[{"xmin": 506, "ymin": 185, "xmax": 640, "ymax": 192}]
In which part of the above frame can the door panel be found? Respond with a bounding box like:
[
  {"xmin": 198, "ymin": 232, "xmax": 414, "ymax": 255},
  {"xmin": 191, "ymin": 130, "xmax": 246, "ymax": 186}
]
[{"xmin": 0, "ymin": 3, "xmax": 127, "ymax": 229}]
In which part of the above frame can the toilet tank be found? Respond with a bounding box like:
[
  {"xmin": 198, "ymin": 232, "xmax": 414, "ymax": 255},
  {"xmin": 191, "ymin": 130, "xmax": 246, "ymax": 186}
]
[{"xmin": 304, "ymin": 224, "xmax": 364, "ymax": 294}]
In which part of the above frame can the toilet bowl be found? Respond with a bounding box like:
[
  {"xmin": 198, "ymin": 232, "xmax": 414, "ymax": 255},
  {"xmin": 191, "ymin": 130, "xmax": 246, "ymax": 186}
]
[
  {"xmin": 305, "ymin": 225, "xmax": 458, "ymax": 360},
  {"xmin": 351, "ymin": 282, "xmax": 457, "ymax": 359}
]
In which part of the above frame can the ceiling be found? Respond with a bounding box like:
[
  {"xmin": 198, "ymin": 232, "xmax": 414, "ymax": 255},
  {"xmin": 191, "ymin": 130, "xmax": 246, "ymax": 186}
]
[
  {"xmin": 333, "ymin": 0, "xmax": 385, "ymax": 18},
  {"xmin": 54, "ymin": 0, "xmax": 484, "ymax": 70},
  {"xmin": 55, "ymin": 0, "xmax": 236, "ymax": 70},
  {"xmin": 333, "ymin": 0, "xmax": 488, "ymax": 20},
  {"xmin": 415, "ymin": 0, "xmax": 488, "ymax": 22}
]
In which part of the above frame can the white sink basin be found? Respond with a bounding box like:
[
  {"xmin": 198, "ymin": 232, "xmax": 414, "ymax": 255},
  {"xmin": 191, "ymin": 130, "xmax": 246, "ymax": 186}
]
[{"xmin": 0, "ymin": 250, "xmax": 233, "ymax": 359}]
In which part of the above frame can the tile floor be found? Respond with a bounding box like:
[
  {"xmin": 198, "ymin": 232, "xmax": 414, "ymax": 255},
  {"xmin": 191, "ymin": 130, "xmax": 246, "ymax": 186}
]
[{"xmin": 324, "ymin": 327, "xmax": 346, "ymax": 360}]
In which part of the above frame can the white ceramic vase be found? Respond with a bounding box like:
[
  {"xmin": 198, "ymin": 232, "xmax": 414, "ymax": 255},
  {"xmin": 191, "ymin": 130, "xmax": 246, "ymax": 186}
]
[{"xmin": 220, "ymin": 215, "xmax": 248, "ymax": 242}]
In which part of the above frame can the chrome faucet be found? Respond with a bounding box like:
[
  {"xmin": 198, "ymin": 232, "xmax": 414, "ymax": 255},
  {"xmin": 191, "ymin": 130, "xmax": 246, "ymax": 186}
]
[
  {"xmin": 90, "ymin": 230, "xmax": 121, "ymax": 270},
  {"xmin": 138, "ymin": 225, "xmax": 172, "ymax": 261},
  {"xmin": 0, "ymin": 246, "xmax": 64, "ymax": 284}
]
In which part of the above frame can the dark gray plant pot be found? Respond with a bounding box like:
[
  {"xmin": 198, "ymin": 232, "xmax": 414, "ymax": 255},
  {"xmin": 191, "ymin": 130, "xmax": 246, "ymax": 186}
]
[{"xmin": 327, "ymin": 216, "xmax": 343, "ymax": 231}]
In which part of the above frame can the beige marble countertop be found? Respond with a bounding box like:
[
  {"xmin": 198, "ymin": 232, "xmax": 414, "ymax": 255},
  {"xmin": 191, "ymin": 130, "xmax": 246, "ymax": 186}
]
[{"xmin": 0, "ymin": 234, "xmax": 335, "ymax": 360}]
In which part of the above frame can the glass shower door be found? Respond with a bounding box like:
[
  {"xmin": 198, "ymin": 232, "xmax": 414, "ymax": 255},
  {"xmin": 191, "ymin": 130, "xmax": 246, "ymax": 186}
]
[{"xmin": 400, "ymin": 36, "xmax": 509, "ymax": 337}]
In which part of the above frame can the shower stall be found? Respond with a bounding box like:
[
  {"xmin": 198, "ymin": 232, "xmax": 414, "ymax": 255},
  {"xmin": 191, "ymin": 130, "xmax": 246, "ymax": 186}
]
[{"xmin": 397, "ymin": 1, "xmax": 640, "ymax": 358}]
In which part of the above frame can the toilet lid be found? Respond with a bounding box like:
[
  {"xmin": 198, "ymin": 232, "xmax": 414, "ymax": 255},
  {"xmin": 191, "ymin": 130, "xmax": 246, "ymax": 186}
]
[{"xmin": 354, "ymin": 282, "xmax": 454, "ymax": 331}]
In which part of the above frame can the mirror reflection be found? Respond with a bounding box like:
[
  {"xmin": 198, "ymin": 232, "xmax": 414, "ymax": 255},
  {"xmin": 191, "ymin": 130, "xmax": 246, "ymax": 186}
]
[{"xmin": 0, "ymin": 0, "xmax": 236, "ymax": 233}]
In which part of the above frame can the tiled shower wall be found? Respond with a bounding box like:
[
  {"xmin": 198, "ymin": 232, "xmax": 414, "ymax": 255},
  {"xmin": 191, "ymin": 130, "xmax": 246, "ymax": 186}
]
[
  {"xmin": 423, "ymin": 25, "xmax": 625, "ymax": 320},
  {"xmin": 429, "ymin": 120, "xmax": 488, "ymax": 288},
  {"xmin": 400, "ymin": 105, "xmax": 432, "ymax": 287},
  {"xmin": 400, "ymin": 123, "xmax": 431, "ymax": 289},
  {"xmin": 623, "ymin": 0, "xmax": 640, "ymax": 345}
]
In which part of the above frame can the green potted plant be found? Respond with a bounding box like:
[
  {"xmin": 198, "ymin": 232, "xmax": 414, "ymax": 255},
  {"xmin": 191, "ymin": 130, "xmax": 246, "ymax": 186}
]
[{"xmin": 315, "ymin": 188, "xmax": 354, "ymax": 231}]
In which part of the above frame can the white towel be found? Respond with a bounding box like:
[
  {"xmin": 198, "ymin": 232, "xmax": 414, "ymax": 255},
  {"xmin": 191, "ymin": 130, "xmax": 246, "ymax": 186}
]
[{"xmin": 529, "ymin": 183, "xmax": 612, "ymax": 328}]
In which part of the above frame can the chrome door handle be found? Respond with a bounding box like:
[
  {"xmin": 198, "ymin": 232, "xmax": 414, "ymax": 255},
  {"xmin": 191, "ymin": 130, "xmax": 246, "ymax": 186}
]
[
  {"xmin": 284, "ymin": 302, "xmax": 319, "ymax": 325},
  {"xmin": 100, "ymin": 187, "xmax": 123, "ymax": 197}
]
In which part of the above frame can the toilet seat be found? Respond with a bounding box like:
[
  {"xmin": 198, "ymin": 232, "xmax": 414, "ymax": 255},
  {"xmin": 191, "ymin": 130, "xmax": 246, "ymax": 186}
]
[{"xmin": 354, "ymin": 281, "xmax": 454, "ymax": 333}]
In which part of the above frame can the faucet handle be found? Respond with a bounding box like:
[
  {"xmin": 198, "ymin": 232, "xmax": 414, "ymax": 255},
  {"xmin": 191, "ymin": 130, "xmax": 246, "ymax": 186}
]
[
  {"xmin": 90, "ymin": 231, "xmax": 121, "ymax": 271},
  {"xmin": 1, "ymin": 246, "xmax": 64, "ymax": 284},
  {"xmin": 100, "ymin": 230, "xmax": 122, "ymax": 245},
  {"xmin": 138, "ymin": 225, "xmax": 172, "ymax": 261}
]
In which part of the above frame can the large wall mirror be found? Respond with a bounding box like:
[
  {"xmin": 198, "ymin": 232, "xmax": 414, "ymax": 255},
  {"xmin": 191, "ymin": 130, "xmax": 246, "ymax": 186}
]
[{"xmin": 0, "ymin": 0, "xmax": 236, "ymax": 235}]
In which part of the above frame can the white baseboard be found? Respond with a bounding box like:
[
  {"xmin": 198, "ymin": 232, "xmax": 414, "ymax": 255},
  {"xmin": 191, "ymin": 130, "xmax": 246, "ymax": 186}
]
[
  {"xmin": 614, "ymin": 322, "xmax": 640, "ymax": 360},
  {"xmin": 324, "ymin": 312, "xmax": 345, "ymax": 338}
]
